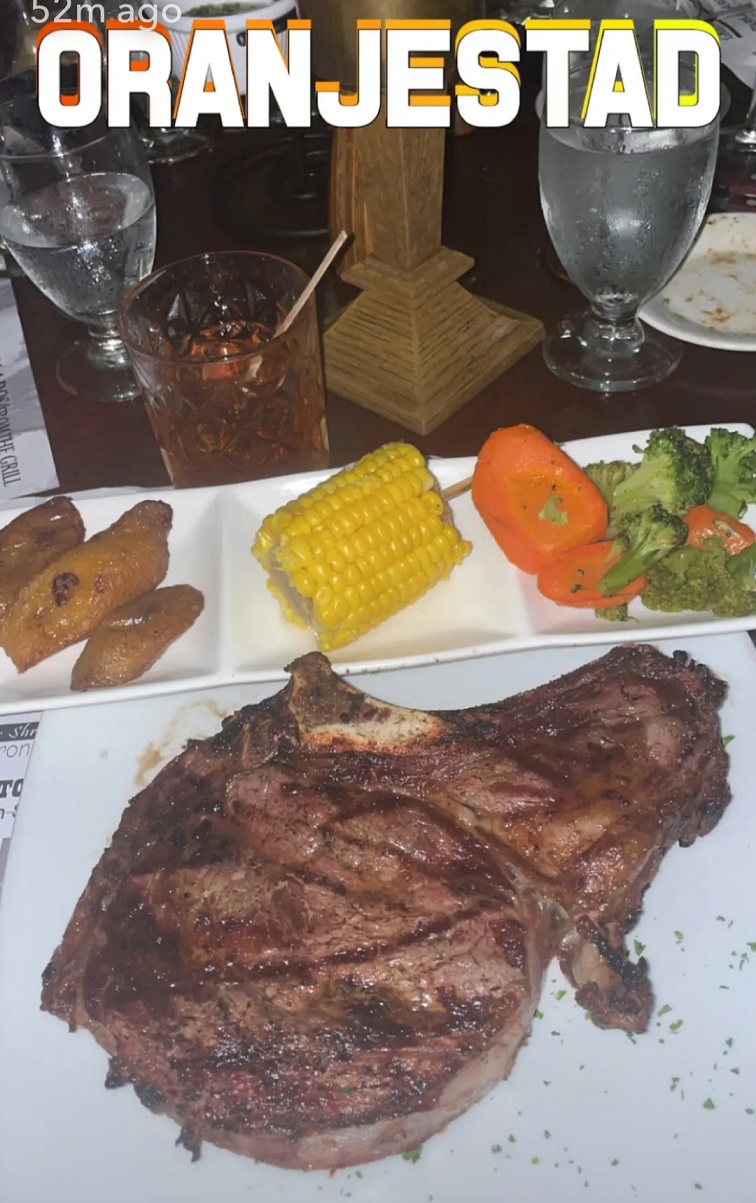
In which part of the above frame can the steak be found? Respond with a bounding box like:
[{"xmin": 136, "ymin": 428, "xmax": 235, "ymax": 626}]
[{"xmin": 41, "ymin": 645, "xmax": 731, "ymax": 1171}]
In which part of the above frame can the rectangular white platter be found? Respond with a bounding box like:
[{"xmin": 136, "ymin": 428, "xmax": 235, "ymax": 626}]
[
  {"xmin": 0, "ymin": 422, "xmax": 753, "ymax": 715},
  {"xmin": 2, "ymin": 632, "xmax": 756, "ymax": 1203}
]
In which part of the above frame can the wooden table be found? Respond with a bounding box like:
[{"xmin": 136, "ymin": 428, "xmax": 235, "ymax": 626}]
[{"xmin": 12, "ymin": 61, "xmax": 756, "ymax": 495}]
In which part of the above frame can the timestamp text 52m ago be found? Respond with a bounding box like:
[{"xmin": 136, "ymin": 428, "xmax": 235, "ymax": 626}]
[{"xmin": 30, "ymin": 1, "xmax": 180, "ymax": 28}]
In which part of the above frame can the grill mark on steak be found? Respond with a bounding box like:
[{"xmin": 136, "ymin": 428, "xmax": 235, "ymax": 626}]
[{"xmin": 40, "ymin": 645, "xmax": 731, "ymax": 1171}]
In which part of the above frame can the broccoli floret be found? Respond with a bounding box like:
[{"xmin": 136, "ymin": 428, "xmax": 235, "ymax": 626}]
[
  {"xmin": 725, "ymin": 543, "xmax": 756, "ymax": 592},
  {"xmin": 597, "ymin": 603, "xmax": 630, "ymax": 622},
  {"xmin": 706, "ymin": 428, "xmax": 756, "ymax": 519},
  {"xmin": 611, "ymin": 427, "xmax": 712, "ymax": 519},
  {"xmin": 584, "ymin": 460, "xmax": 637, "ymax": 509},
  {"xmin": 599, "ymin": 505, "xmax": 687, "ymax": 597},
  {"xmin": 643, "ymin": 543, "xmax": 756, "ymax": 618}
]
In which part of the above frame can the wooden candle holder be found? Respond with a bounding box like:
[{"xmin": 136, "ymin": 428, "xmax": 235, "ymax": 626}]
[{"xmin": 324, "ymin": 121, "xmax": 543, "ymax": 435}]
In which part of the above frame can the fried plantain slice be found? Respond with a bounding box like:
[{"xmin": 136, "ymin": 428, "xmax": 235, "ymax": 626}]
[
  {"xmin": 0, "ymin": 497, "xmax": 85, "ymax": 632},
  {"xmin": 1, "ymin": 500, "xmax": 173, "ymax": 673},
  {"xmin": 71, "ymin": 585, "xmax": 205, "ymax": 691}
]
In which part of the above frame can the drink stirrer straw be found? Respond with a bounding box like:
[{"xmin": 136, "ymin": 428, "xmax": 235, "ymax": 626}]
[
  {"xmin": 279, "ymin": 228, "xmax": 474, "ymax": 503},
  {"xmin": 276, "ymin": 230, "xmax": 350, "ymax": 337},
  {"xmin": 443, "ymin": 475, "xmax": 473, "ymax": 501}
]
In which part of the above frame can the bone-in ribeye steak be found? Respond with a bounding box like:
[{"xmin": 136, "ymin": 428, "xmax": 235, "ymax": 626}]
[{"xmin": 41, "ymin": 645, "xmax": 730, "ymax": 1171}]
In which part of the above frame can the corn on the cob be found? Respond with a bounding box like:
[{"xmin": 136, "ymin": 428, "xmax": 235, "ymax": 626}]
[{"xmin": 252, "ymin": 443, "xmax": 472, "ymax": 652}]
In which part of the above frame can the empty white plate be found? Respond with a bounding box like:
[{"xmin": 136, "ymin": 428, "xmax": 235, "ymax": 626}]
[{"xmin": 640, "ymin": 212, "xmax": 756, "ymax": 350}]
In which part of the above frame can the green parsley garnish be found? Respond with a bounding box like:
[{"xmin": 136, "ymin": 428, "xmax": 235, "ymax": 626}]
[
  {"xmin": 703, "ymin": 1098, "xmax": 716, "ymax": 1110},
  {"xmin": 634, "ymin": 939, "xmax": 646, "ymax": 957},
  {"xmin": 402, "ymin": 1146, "xmax": 423, "ymax": 1163}
]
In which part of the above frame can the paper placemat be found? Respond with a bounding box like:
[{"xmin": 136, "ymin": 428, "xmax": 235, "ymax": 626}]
[
  {"xmin": 703, "ymin": 0, "xmax": 756, "ymax": 89},
  {"xmin": 0, "ymin": 269, "xmax": 59, "ymax": 504},
  {"xmin": 0, "ymin": 264, "xmax": 60, "ymax": 892},
  {"xmin": 0, "ymin": 715, "xmax": 41, "ymax": 902}
]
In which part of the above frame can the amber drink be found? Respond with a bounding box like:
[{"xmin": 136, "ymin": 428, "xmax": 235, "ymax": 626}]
[{"xmin": 118, "ymin": 251, "xmax": 329, "ymax": 487}]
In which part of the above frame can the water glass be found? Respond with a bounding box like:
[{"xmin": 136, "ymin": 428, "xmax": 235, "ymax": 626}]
[
  {"xmin": 539, "ymin": 61, "xmax": 719, "ymax": 392},
  {"xmin": 0, "ymin": 94, "xmax": 156, "ymax": 403},
  {"xmin": 118, "ymin": 251, "xmax": 329, "ymax": 488}
]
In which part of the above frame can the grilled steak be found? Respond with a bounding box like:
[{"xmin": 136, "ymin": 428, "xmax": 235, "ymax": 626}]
[{"xmin": 41, "ymin": 645, "xmax": 731, "ymax": 1170}]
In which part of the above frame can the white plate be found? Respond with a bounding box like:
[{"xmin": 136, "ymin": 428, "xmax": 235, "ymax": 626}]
[
  {"xmin": 2, "ymin": 633, "xmax": 756, "ymax": 1203},
  {"xmin": 1, "ymin": 422, "xmax": 754, "ymax": 716},
  {"xmin": 640, "ymin": 213, "xmax": 756, "ymax": 350}
]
